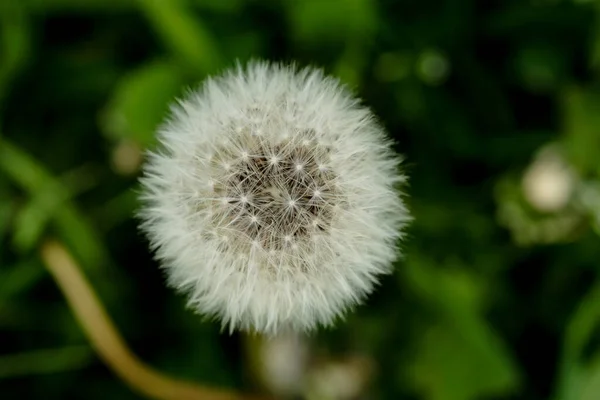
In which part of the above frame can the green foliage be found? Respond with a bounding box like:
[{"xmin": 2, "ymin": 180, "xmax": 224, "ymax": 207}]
[
  {"xmin": 562, "ymin": 85, "xmax": 600, "ymax": 176},
  {"xmin": 0, "ymin": 345, "xmax": 93, "ymax": 378},
  {"xmin": 101, "ymin": 60, "xmax": 184, "ymax": 148},
  {"xmin": 1, "ymin": 0, "xmax": 600, "ymax": 399},
  {"xmin": 404, "ymin": 257, "xmax": 520, "ymax": 400}
]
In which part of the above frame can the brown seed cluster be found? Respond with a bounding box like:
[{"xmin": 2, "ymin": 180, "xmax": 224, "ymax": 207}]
[{"xmin": 206, "ymin": 129, "xmax": 340, "ymax": 253}]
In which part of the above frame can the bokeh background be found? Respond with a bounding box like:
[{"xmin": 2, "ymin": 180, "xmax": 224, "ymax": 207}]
[{"xmin": 2, "ymin": 0, "xmax": 600, "ymax": 399}]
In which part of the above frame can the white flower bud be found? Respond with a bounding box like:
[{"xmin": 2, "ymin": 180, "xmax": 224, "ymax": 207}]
[
  {"xmin": 522, "ymin": 146, "xmax": 574, "ymax": 213},
  {"xmin": 138, "ymin": 61, "xmax": 410, "ymax": 334}
]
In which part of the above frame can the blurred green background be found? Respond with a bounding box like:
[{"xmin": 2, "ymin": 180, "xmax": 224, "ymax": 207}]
[{"xmin": 1, "ymin": 0, "xmax": 600, "ymax": 399}]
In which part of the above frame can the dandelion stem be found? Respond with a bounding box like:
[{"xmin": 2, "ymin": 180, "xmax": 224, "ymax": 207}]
[{"xmin": 40, "ymin": 239, "xmax": 266, "ymax": 400}]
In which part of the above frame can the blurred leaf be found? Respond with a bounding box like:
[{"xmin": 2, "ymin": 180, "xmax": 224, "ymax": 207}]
[
  {"xmin": 138, "ymin": 0, "xmax": 222, "ymax": 76},
  {"xmin": 561, "ymin": 85, "xmax": 600, "ymax": 176},
  {"xmin": 0, "ymin": 345, "xmax": 93, "ymax": 378},
  {"xmin": 221, "ymin": 31, "xmax": 263, "ymax": 64},
  {"xmin": 554, "ymin": 282, "xmax": 600, "ymax": 400},
  {"xmin": 0, "ymin": 259, "xmax": 44, "ymax": 302},
  {"xmin": 484, "ymin": 4, "xmax": 591, "ymax": 37},
  {"xmin": 11, "ymin": 160, "xmax": 104, "ymax": 250},
  {"xmin": 513, "ymin": 42, "xmax": 565, "ymax": 93},
  {"xmin": 404, "ymin": 256, "xmax": 521, "ymax": 400},
  {"xmin": 410, "ymin": 321, "xmax": 517, "ymax": 400},
  {"xmin": 334, "ymin": 44, "xmax": 368, "ymax": 87},
  {"xmin": 588, "ymin": 2, "xmax": 600, "ymax": 75},
  {"xmin": 101, "ymin": 60, "xmax": 184, "ymax": 148},
  {"xmin": 0, "ymin": 139, "xmax": 109, "ymax": 270},
  {"xmin": 26, "ymin": 0, "xmax": 134, "ymax": 12},
  {"xmin": 12, "ymin": 181, "xmax": 69, "ymax": 252},
  {"xmin": 93, "ymin": 189, "xmax": 138, "ymax": 232},
  {"xmin": 155, "ymin": 296, "xmax": 238, "ymax": 388},
  {"xmin": 578, "ymin": 181, "xmax": 600, "ymax": 235},
  {"xmin": 0, "ymin": 1, "xmax": 30, "ymax": 110},
  {"xmin": 191, "ymin": 0, "xmax": 242, "ymax": 13},
  {"xmin": 404, "ymin": 255, "xmax": 487, "ymax": 314},
  {"xmin": 580, "ymin": 354, "xmax": 600, "ymax": 400},
  {"xmin": 287, "ymin": 0, "xmax": 378, "ymax": 45},
  {"xmin": 0, "ymin": 196, "xmax": 14, "ymax": 244}
]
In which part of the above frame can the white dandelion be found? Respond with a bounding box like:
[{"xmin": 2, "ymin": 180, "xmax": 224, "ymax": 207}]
[{"xmin": 138, "ymin": 61, "xmax": 410, "ymax": 335}]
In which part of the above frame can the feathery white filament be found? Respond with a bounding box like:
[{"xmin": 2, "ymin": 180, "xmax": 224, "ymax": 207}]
[{"xmin": 139, "ymin": 61, "xmax": 410, "ymax": 335}]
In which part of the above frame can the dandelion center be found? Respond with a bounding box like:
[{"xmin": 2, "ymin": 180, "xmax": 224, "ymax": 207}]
[{"xmin": 208, "ymin": 129, "xmax": 338, "ymax": 252}]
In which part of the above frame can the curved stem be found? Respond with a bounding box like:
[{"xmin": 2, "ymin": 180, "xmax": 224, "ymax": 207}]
[{"xmin": 40, "ymin": 239, "xmax": 264, "ymax": 400}]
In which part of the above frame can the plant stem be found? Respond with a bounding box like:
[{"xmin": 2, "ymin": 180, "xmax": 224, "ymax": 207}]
[{"xmin": 40, "ymin": 239, "xmax": 267, "ymax": 400}]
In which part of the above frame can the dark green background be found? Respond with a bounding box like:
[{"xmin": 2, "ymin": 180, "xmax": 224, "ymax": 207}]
[{"xmin": 1, "ymin": 0, "xmax": 600, "ymax": 399}]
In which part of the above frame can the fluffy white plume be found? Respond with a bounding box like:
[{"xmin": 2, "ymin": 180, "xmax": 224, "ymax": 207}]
[{"xmin": 139, "ymin": 61, "xmax": 410, "ymax": 335}]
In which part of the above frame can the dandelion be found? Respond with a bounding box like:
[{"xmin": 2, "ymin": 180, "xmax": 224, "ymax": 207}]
[{"xmin": 138, "ymin": 61, "xmax": 410, "ymax": 335}]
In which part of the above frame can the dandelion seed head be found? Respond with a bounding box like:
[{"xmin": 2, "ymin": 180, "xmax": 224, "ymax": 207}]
[{"xmin": 139, "ymin": 61, "xmax": 410, "ymax": 335}]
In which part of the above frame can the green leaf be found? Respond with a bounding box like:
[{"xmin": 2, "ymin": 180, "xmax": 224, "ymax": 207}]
[
  {"xmin": 12, "ymin": 180, "xmax": 69, "ymax": 252},
  {"xmin": 190, "ymin": 0, "xmax": 242, "ymax": 13},
  {"xmin": 589, "ymin": 2, "xmax": 600, "ymax": 76},
  {"xmin": 404, "ymin": 256, "xmax": 521, "ymax": 400},
  {"xmin": 410, "ymin": 321, "xmax": 518, "ymax": 400},
  {"xmin": 554, "ymin": 283, "xmax": 600, "ymax": 400},
  {"xmin": 0, "ymin": 345, "xmax": 93, "ymax": 378},
  {"xmin": 0, "ymin": 139, "xmax": 110, "ymax": 271},
  {"xmin": 580, "ymin": 355, "xmax": 600, "ymax": 400},
  {"xmin": 333, "ymin": 44, "xmax": 368, "ymax": 87},
  {"xmin": 287, "ymin": 0, "xmax": 378, "ymax": 45},
  {"xmin": 0, "ymin": 1, "xmax": 31, "ymax": 109},
  {"xmin": 93, "ymin": 189, "xmax": 139, "ymax": 232},
  {"xmin": 0, "ymin": 259, "xmax": 45, "ymax": 302},
  {"xmin": 26, "ymin": 0, "xmax": 135, "ymax": 12},
  {"xmin": 561, "ymin": 85, "xmax": 600, "ymax": 176},
  {"xmin": 138, "ymin": 0, "xmax": 222, "ymax": 76},
  {"xmin": 513, "ymin": 42, "xmax": 565, "ymax": 93},
  {"xmin": 0, "ymin": 196, "xmax": 14, "ymax": 247},
  {"xmin": 101, "ymin": 60, "xmax": 184, "ymax": 148}
]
